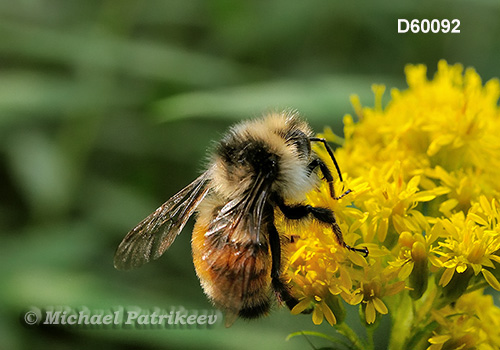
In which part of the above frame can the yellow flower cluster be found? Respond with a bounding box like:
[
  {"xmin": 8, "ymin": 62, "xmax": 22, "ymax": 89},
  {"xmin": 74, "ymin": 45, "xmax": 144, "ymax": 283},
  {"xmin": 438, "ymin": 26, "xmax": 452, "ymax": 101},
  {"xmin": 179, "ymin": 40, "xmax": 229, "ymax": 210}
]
[
  {"xmin": 428, "ymin": 291, "xmax": 500, "ymax": 350},
  {"xmin": 285, "ymin": 61, "xmax": 500, "ymax": 349}
]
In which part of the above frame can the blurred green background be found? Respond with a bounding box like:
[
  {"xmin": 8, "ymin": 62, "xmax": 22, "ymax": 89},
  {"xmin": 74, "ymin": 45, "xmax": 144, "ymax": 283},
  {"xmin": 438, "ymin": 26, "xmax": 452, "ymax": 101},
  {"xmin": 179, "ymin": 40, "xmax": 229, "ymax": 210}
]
[{"xmin": 1, "ymin": 1, "xmax": 499, "ymax": 349}]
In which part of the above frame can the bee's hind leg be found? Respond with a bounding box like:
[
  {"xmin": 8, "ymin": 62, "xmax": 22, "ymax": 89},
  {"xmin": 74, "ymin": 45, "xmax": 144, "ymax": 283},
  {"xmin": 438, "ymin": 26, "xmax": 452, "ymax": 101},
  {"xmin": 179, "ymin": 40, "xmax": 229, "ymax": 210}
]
[{"xmin": 266, "ymin": 206, "xmax": 299, "ymax": 310}]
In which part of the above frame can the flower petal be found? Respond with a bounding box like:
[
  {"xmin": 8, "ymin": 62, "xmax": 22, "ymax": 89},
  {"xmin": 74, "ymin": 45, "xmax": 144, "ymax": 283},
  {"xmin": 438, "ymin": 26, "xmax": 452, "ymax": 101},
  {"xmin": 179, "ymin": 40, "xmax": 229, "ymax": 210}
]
[
  {"xmin": 439, "ymin": 268, "xmax": 455, "ymax": 287},
  {"xmin": 365, "ymin": 302, "xmax": 376, "ymax": 324},
  {"xmin": 482, "ymin": 269, "xmax": 500, "ymax": 291},
  {"xmin": 373, "ymin": 297, "xmax": 388, "ymax": 314},
  {"xmin": 312, "ymin": 305, "xmax": 323, "ymax": 325}
]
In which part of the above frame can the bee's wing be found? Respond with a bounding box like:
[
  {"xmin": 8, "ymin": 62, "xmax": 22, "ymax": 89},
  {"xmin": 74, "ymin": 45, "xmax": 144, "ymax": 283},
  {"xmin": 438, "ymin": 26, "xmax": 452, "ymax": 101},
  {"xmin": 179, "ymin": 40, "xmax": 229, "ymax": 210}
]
[
  {"xmin": 205, "ymin": 172, "xmax": 273, "ymax": 326},
  {"xmin": 207, "ymin": 171, "xmax": 271, "ymax": 244},
  {"xmin": 114, "ymin": 171, "xmax": 211, "ymax": 270}
]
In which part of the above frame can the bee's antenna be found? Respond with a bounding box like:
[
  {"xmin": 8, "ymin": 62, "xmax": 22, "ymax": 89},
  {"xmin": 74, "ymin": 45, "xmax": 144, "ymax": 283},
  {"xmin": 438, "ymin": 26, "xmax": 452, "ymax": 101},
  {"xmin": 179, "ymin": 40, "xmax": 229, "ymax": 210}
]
[{"xmin": 309, "ymin": 137, "xmax": 344, "ymax": 182}]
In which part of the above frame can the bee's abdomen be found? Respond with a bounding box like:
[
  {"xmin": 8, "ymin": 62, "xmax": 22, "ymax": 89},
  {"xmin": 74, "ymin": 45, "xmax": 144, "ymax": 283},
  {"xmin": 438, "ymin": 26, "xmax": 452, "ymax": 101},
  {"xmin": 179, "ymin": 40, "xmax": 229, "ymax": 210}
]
[{"xmin": 192, "ymin": 220, "xmax": 272, "ymax": 319}]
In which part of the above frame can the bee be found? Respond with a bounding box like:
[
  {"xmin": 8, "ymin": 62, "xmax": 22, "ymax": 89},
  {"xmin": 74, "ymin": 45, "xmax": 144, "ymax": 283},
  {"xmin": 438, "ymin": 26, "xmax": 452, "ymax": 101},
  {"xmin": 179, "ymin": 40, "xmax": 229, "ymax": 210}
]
[{"xmin": 114, "ymin": 111, "xmax": 368, "ymax": 326}]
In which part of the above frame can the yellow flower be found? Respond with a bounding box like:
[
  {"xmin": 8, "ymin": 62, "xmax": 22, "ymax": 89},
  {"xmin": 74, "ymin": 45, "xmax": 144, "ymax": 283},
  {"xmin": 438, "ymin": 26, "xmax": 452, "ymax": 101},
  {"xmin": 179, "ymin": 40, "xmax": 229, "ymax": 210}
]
[
  {"xmin": 285, "ymin": 60, "xmax": 500, "ymax": 349},
  {"xmin": 433, "ymin": 200, "xmax": 500, "ymax": 293},
  {"xmin": 428, "ymin": 290, "xmax": 500, "ymax": 350},
  {"xmin": 344, "ymin": 262, "xmax": 404, "ymax": 324}
]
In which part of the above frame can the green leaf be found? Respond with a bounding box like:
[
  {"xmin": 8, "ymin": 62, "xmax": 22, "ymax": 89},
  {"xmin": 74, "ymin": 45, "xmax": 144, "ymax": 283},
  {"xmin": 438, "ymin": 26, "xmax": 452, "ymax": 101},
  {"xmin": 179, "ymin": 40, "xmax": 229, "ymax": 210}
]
[{"xmin": 154, "ymin": 75, "xmax": 400, "ymax": 122}]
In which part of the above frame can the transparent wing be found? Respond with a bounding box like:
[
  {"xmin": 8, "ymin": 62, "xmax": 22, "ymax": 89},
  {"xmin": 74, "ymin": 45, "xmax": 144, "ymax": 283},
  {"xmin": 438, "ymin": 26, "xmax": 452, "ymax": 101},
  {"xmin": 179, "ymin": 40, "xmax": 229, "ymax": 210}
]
[
  {"xmin": 206, "ymin": 171, "xmax": 271, "ymax": 244},
  {"xmin": 114, "ymin": 171, "xmax": 211, "ymax": 270},
  {"xmin": 204, "ymin": 172, "xmax": 273, "ymax": 325}
]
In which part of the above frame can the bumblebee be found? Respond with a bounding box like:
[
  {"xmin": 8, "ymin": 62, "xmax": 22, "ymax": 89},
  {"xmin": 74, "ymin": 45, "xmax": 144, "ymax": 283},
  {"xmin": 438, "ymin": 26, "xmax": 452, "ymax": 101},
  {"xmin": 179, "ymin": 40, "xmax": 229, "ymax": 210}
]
[{"xmin": 114, "ymin": 111, "xmax": 368, "ymax": 326}]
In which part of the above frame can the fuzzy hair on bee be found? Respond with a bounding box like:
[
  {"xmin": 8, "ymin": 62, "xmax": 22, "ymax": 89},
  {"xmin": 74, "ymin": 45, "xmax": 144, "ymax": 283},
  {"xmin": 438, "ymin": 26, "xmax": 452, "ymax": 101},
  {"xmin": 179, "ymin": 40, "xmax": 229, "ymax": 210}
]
[{"xmin": 114, "ymin": 111, "xmax": 368, "ymax": 327}]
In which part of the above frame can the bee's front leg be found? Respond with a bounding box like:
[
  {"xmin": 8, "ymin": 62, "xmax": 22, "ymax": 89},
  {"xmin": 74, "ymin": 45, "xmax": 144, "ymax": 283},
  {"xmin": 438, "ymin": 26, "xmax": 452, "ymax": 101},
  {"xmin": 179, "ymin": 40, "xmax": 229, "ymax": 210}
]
[
  {"xmin": 307, "ymin": 158, "xmax": 336, "ymax": 198},
  {"xmin": 274, "ymin": 197, "xmax": 368, "ymax": 257}
]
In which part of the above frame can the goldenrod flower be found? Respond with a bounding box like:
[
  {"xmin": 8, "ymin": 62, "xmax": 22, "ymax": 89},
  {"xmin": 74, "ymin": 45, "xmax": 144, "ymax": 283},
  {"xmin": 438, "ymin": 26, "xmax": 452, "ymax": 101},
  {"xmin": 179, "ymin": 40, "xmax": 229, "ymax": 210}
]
[
  {"xmin": 285, "ymin": 60, "xmax": 500, "ymax": 350},
  {"xmin": 433, "ymin": 200, "xmax": 500, "ymax": 294},
  {"xmin": 428, "ymin": 291, "xmax": 500, "ymax": 350}
]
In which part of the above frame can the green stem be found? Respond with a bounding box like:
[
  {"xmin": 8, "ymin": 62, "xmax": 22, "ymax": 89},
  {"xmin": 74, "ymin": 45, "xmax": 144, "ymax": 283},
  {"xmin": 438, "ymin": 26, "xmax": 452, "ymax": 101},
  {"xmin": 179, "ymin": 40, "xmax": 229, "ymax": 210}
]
[
  {"xmin": 336, "ymin": 322, "xmax": 368, "ymax": 350},
  {"xmin": 465, "ymin": 280, "xmax": 488, "ymax": 293},
  {"xmin": 287, "ymin": 330, "xmax": 351, "ymax": 349},
  {"xmin": 365, "ymin": 325, "xmax": 376, "ymax": 350},
  {"xmin": 387, "ymin": 292, "xmax": 414, "ymax": 350}
]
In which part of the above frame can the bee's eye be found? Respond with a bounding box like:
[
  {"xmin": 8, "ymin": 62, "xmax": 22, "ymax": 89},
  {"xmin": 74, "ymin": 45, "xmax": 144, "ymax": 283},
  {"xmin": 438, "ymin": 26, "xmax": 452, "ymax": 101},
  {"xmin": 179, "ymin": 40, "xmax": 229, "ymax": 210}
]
[{"xmin": 285, "ymin": 130, "xmax": 311, "ymax": 159}]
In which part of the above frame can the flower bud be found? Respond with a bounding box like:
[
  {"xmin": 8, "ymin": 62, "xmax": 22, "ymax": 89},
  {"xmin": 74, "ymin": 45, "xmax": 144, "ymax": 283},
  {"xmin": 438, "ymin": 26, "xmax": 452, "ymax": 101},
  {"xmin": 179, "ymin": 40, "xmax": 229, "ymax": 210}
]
[{"xmin": 409, "ymin": 241, "xmax": 428, "ymax": 299}]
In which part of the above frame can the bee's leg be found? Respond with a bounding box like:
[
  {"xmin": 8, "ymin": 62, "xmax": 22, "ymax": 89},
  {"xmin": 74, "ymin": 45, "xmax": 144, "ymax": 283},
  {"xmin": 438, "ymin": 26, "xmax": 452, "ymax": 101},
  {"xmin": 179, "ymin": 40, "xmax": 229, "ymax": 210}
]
[
  {"xmin": 276, "ymin": 198, "xmax": 368, "ymax": 257},
  {"xmin": 309, "ymin": 137, "xmax": 344, "ymax": 182},
  {"xmin": 308, "ymin": 158, "xmax": 351, "ymax": 200},
  {"xmin": 308, "ymin": 158, "xmax": 336, "ymax": 198},
  {"xmin": 266, "ymin": 206, "xmax": 299, "ymax": 310}
]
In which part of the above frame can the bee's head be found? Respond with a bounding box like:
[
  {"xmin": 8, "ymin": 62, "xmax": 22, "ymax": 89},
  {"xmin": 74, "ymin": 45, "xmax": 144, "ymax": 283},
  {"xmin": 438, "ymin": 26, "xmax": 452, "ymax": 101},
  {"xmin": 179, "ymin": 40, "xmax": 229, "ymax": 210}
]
[
  {"xmin": 211, "ymin": 112, "xmax": 317, "ymax": 200},
  {"xmin": 284, "ymin": 128, "xmax": 312, "ymax": 161}
]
